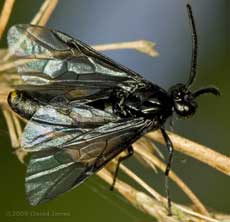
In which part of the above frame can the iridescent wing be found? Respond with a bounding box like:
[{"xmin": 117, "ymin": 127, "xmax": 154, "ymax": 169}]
[
  {"xmin": 26, "ymin": 148, "xmax": 87, "ymax": 206},
  {"xmin": 7, "ymin": 24, "xmax": 152, "ymax": 205},
  {"xmin": 22, "ymin": 104, "xmax": 118, "ymax": 151},
  {"xmin": 7, "ymin": 24, "xmax": 147, "ymax": 102},
  {"xmin": 24, "ymin": 105, "xmax": 150, "ymax": 205}
]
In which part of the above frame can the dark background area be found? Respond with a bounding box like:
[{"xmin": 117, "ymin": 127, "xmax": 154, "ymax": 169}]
[{"xmin": 0, "ymin": 0, "xmax": 229, "ymax": 221}]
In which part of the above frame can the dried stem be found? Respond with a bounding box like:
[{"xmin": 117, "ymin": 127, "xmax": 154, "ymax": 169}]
[
  {"xmin": 93, "ymin": 40, "xmax": 159, "ymax": 57},
  {"xmin": 0, "ymin": 58, "xmax": 43, "ymax": 72},
  {"xmin": 97, "ymin": 168, "xmax": 176, "ymax": 222},
  {"xmin": 146, "ymin": 131, "xmax": 230, "ymax": 176},
  {"xmin": 2, "ymin": 106, "xmax": 27, "ymax": 162},
  {"xmin": 2, "ymin": 106, "xmax": 19, "ymax": 148},
  {"xmin": 0, "ymin": 86, "xmax": 11, "ymax": 104},
  {"xmin": 134, "ymin": 141, "xmax": 209, "ymax": 216},
  {"xmin": 0, "ymin": 0, "xmax": 15, "ymax": 39},
  {"xmin": 2, "ymin": 0, "xmax": 59, "ymax": 61},
  {"xmin": 0, "ymin": 39, "xmax": 157, "ymax": 73},
  {"xmin": 30, "ymin": 0, "xmax": 58, "ymax": 25},
  {"xmin": 97, "ymin": 168, "xmax": 220, "ymax": 222},
  {"xmin": 11, "ymin": 113, "xmax": 22, "ymax": 140},
  {"xmin": 119, "ymin": 162, "xmax": 163, "ymax": 202}
]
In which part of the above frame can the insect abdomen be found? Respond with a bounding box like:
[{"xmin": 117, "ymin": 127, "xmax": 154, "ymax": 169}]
[{"xmin": 8, "ymin": 90, "xmax": 40, "ymax": 120}]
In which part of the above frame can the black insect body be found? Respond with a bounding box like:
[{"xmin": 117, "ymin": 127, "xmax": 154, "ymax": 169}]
[{"xmin": 7, "ymin": 4, "xmax": 219, "ymax": 215}]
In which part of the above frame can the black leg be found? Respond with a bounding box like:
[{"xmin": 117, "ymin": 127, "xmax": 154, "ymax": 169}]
[
  {"xmin": 160, "ymin": 127, "xmax": 174, "ymax": 216},
  {"xmin": 110, "ymin": 146, "xmax": 134, "ymax": 191}
]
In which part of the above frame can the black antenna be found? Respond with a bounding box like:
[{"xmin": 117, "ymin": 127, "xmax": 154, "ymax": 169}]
[
  {"xmin": 185, "ymin": 4, "xmax": 198, "ymax": 88},
  {"xmin": 192, "ymin": 86, "xmax": 221, "ymax": 98}
]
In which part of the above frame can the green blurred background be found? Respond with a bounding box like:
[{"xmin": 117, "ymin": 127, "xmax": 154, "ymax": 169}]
[{"xmin": 0, "ymin": 0, "xmax": 229, "ymax": 221}]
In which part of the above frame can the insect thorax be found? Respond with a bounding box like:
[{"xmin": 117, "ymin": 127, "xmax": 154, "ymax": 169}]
[{"xmin": 114, "ymin": 83, "xmax": 173, "ymax": 125}]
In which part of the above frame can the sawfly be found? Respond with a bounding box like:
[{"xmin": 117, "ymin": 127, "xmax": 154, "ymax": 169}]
[{"xmin": 7, "ymin": 4, "xmax": 220, "ymax": 215}]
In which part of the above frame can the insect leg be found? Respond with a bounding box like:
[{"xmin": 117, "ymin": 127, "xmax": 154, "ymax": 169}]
[
  {"xmin": 93, "ymin": 140, "xmax": 109, "ymax": 170},
  {"xmin": 110, "ymin": 146, "xmax": 134, "ymax": 191},
  {"xmin": 160, "ymin": 127, "xmax": 174, "ymax": 216}
]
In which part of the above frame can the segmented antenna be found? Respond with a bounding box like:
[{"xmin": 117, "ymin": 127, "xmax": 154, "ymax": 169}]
[{"xmin": 185, "ymin": 4, "xmax": 198, "ymax": 88}]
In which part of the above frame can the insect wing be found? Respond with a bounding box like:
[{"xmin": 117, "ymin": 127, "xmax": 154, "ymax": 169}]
[
  {"xmin": 22, "ymin": 104, "xmax": 118, "ymax": 151},
  {"xmin": 25, "ymin": 117, "xmax": 150, "ymax": 205},
  {"xmin": 7, "ymin": 25, "xmax": 147, "ymax": 100},
  {"xmin": 26, "ymin": 148, "xmax": 89, "ymax": 206},
  {"xmin": 7, "ymin": 24, "xmax": 152, "ymax": 205},
  {"xmin": 62, "ymin": 117, "xmax": 150, "ymax": 169}
]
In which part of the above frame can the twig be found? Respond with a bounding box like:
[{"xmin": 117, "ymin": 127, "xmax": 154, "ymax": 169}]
[
  {"xmin": 11, "ymin": 114, "xmax": 27, "ymax": 163},
  {"xmin": 119, "ymin": 162, "xmax": 163, "ymax": 202},
  {"xmin": 0, "ymin": 0, "xmax": 15, "ymax": 39},
  {"xmin": 0, "ymin": 86, "xmax": 11, "ymax": 104},
  {"xmin": 2, "ymin": 106, "xmax": 27, "ymax": 162},
  {"xmin": 2, "ymin": 0, "xmax": 58, "ymax": 61},
  {"xmin": 0, "ymin": 58, "xmax": 37, "ymax": 72},
  {"xmin": 0, "ymin": 40, "xmax": 157, "ymax": 73},
  {"xmin": 2, "ymin": 106, "xmax": 19, "ymax": 148},
  {"xmin": 146, "ymin": 131, "xmax": 230, "ymax": 176},
  {"xmin": 174, "ymin": 205, "xmax": 220, "ymax": 222},
  {"xmin": 134, "ymin": 141, "xmax": 209, "ymax": 216},
  {"xmin": 93, "ymin": 40, "xmax": 159, "ymax": 57},
  {"xmin": 97, "ymin": 168, "xmax": 221, "ymax": 222},
  {"xmin": 97, "ymin": 168, "xmax": 176, "ymax": 222},
  {"xmin": 214, "ymin": 213, "xmax": 230, "ymax": 221},
  {"xmin": 37, "ymin": 0, "xmax": 58, "ymax": 26},
  {"xmin": 0, "ymin": 48, "xmax": 7, "ymax": 56},
  {"xmin": 30, "ymin": 0, "xmax": 58, "ymax": 25},
  {"xmin": 11, "ymin": 113, "xmax": 22, "ymax": 139},
  {"xmin": 14, "ymin": 148, "xmax": 28, "ymax": 164},
  {"xmin": 30, "ymin": 0, "xmax": 50, "ymax": 25}
]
